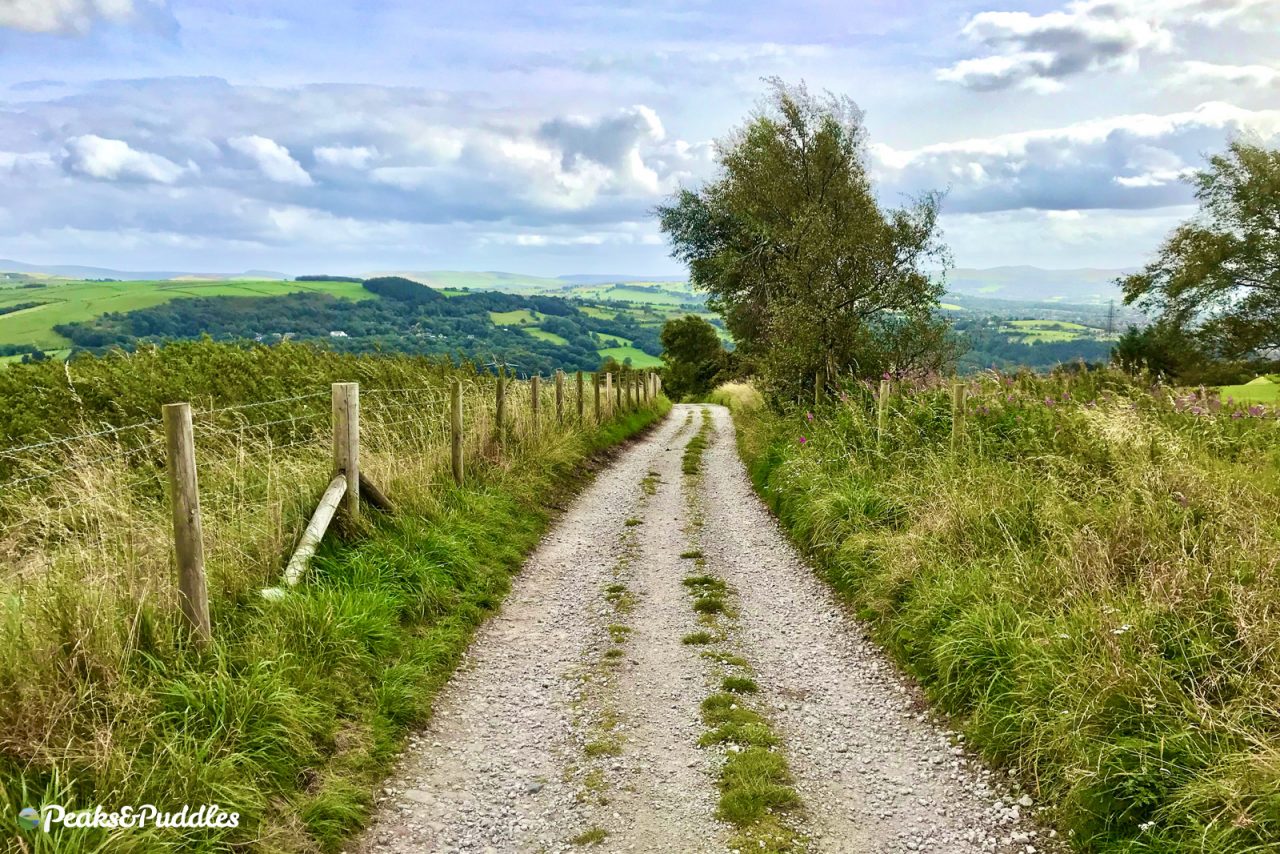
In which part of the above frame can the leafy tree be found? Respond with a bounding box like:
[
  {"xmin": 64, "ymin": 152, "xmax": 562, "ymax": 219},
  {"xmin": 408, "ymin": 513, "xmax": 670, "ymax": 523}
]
[
  {"xmin": 657, "ymin": 79, "xmax": 954, "ymax": 400},
  {"xmin": 1111, "ymin": 321, "xmax": 1204, "ymax": 378},
  {"xmin": 1121, "ymin": 141, "xmax": 1280, "ymax": 359},
  {"xmin": 660, "ymin": 314, "xmax": 726, "ymax": 400}
]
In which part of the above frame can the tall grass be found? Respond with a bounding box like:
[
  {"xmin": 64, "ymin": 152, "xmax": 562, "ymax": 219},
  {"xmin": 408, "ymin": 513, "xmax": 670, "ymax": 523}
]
[
  {"xmin": 725, "ymin": 370, "xmax": 1280, "ymax": 852},
  {"xmin": 0, "ymin": 340, "xmax": 669, "ymax": 852}
]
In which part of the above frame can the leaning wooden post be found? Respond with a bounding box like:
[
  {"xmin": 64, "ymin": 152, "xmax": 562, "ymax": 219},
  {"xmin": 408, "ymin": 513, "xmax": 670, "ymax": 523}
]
[
  {"xmin": 163, "ymin": 402, "xmax": 211, "ymax": 648},
  {"xmin": 605, "ymin": 372, "xmax": 613, "ymax": 418},
  {"xmin": 451, "ymin": 378, "xmax": 464, "ymax": 486},
  {"xmin": 531, "ymin": 374, "xmax": 541, "ymax": 433},
  {"xmin": 332, "ymin": 382, "xmax": 360, "ymax": 522},
  {"xmin": 877, "ymin": 379, "xmax": 890, "ymax": 450},
  {"xmin": 495, "ymin": 370, "xmax": 507, "ymax": 444},
  {"xmin": 951, "ymin": 382, "xmax": 966, "ymax": 452},
  {"xmin": 577, "ymin": 370, "xmax": 585, "ymax": 422},
  {"xmin": 555, "ymin": 369, "xmax": 565, "ymax": 425}
]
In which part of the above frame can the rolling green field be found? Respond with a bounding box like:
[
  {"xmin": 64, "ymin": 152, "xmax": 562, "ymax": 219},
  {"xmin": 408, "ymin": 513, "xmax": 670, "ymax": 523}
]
[
  {"xmin": 562, "ymin": 282, "xmax": 701, "ymax": 306},
  {"xmin": 1219, "ymin": 376, "xmax": 1280, "ymax": 404},
  {"xmin": 599, "ymin": 345, "xmax": 662, "ymax": 367},
  {"xmin": 488, "ymin": 309, "xmax": 541, "ymax": 326},
  {"xmin": 524, "ymin": 327, "xmax": 569, "ymax": 346},
  {"xmin": 1000, "ymin": 318, "xmax": 1102, "ymax": 343},
  {"xmin": 0, "ymin": 279, "xmax": 373, "ymax": 348}
]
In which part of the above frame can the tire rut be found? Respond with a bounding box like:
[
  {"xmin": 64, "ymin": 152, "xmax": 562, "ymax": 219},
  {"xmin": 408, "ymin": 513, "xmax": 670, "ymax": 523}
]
[{"xmin": 356, "ymin": 403, "xmax": 1062, "ymax": 854}]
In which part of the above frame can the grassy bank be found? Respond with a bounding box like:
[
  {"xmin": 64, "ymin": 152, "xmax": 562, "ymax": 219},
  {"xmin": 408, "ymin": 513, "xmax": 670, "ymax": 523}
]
[
  {"xmin": 715, "ymin": 372, "xmax": 1280, "ymax": 852},
  {"xmin": 1, "ymin": 340, "xmax": 669, "ymax": 852}
]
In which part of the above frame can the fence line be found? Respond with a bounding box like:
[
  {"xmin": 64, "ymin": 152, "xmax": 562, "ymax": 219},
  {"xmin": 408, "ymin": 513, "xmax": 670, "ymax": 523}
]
[{"xmin": 0, "ymin": 368, "xmax": 665, "ymax": 645}]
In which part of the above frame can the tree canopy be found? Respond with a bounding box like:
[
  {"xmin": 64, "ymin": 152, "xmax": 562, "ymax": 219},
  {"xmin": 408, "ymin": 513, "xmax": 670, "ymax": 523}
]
[
  {"xmin": 660, "ymin": 314, "xmax": 727, "ymax": 400},
  {"xmin": 1121, "ymin": 140, "xmax": 1280, "ymax": 360},
  {"xmin": 657, "ymin": 79, "xmax": 955, "ymax": 399}
]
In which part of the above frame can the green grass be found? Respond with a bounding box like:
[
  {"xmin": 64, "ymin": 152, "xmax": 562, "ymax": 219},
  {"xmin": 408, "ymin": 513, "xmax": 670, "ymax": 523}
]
[
  {"xmin": 682, "ymin": 409, "xmax": 713, "ymax": 475},
  {"xmin": 680, "ymin": 549, "xmax": 703, "ymax": 559},
  {"xmin": 597, "ymin": 346, "xmax": 663, "ymax": 368},
  {"xmin": 524, "ymin": 327, "xmax": 569, "ymax": 346},
  {"xmin": 582, "ymin": 737, "xmax": 622, "ymax": 758},
  {"xmin": 0, "ymin": 278, "xmax": 374, "ymax": 348},
  {"xmin": 570, "ymin": 826, "xmax": 609, "ymax": 845},
  {"xmin": 682, "ymin": 631, "xmax": 715, "ymax": 645},
  {"xmin": 1219, "ymin": 377, "xmax": 1280, "ymax": 404},
  {"xmin": 727, "ymin": 370, "xmax": 1280, "ymax": 852},
  {"xmin": 0, "ymin": 340, "xmax": 671, "ymax": 852},
  {"xmin": 721, "ymin": 675, "xmax": 759, "ymax": 694},
  {"xmin": 590, "ymin": 330, "xmax": 633, "ymax": 346},
  {"xmin": 488, "ymin": 308, "xmax": 540, "ymax": 326}
]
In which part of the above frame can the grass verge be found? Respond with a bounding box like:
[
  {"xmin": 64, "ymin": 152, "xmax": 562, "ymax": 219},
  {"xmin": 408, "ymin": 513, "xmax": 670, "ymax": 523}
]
[
  {"xmin": 1, "ymin": 386, "xmax": 670, "ymax": 852},
  {"xmin": 723, "ymin": 371, "xmax": 1280, "ymax": 852}
]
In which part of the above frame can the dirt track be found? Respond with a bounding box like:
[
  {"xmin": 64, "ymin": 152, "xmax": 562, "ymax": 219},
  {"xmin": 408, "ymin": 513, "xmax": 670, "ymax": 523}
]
[{"xmin": 357, "ymin": 404, "xmax": 1057, "ymax": 853}]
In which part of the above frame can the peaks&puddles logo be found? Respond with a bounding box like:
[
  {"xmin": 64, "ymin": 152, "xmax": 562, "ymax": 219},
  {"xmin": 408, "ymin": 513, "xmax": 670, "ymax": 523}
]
[{"xmin": 17, "ymin": 804, "xmax": 239, "ymax": 833}]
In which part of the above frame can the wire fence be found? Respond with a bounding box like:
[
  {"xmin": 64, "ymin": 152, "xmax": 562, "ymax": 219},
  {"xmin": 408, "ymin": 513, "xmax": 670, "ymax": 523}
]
[{"xmin": 0, "ymin": 369, "xmax": 664, "ymax": 639}]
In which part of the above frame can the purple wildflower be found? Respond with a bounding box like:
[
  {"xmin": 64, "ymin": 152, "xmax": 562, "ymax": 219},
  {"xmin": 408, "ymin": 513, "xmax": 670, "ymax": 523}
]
[
  {"xmin": 798, "ymin": 435, "xmax": 807, "ymax": 445},
  {"xmin": 805, "ymin": 411, "xmax": 814, "ymax": 422},
  {"xmin": 1249, "ymin": 405, "xmax": 1266, "ymax": 417}
]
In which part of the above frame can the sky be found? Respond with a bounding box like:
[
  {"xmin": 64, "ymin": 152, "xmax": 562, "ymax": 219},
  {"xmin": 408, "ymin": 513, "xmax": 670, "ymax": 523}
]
[{"xmin": 0, "ymin": 0, "xmax": 1277, "ymax": 277}]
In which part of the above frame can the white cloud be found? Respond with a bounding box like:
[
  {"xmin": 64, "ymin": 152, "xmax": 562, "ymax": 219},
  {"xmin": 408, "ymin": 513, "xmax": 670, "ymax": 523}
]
[
  {"xmin": 313, "ymin": 145, "xmax": 378, "ymax": 169},
  {"xmin": 63, "ymin": 134, "xmax": 187, "ymax": 183},
  {"xmin": 871, "ymin": 101, "xmax": 1280, "ymax": 212},
  {"xmin": 1173, "ymin": 60, "xmax": 1280, "ymax": 89},
  {"xmin": 0, "ymin": 0, "xmax": 155, "ymax": 34},
  {"xmin": 228, "ymin": 135, "xmax": 313, "ymax": 186},
  {"xmin": 938, "ymin": 0, "xmax": 1274, "ymax": 91}
]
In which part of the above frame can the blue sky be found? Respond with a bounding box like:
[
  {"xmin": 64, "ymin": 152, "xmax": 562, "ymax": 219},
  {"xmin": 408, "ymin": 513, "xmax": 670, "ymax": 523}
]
[{"xmin": 0, "ymin": 0, "xmax": 1276, "ymax": 276}]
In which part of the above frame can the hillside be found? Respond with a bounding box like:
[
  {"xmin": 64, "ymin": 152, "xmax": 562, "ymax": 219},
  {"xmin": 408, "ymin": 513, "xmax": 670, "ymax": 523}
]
[
  {"xmin": 1, "ymin": 264, "xmax": 1139, "ymax": 375},
  {"xmin": 1, "ymin": 277, "xmax": 686, "ymax": 374}
]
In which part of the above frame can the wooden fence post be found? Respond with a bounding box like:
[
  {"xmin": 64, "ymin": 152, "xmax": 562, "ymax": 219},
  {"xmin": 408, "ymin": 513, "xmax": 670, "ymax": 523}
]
[
  {"xmin": 626, "ymin": 374, "xmax": 633, "ymax": 410},
  {"xmin": 605, "ymin": 372, "xmax": 614, "ymax": 418},
  {"xmin": 531, "ymin": 374, "xmax": 541, "ymax": 432},
  {"xmin": 332, "ymin": 382, "xmax": 360, "ymax": 522},
  {"xmin": 163, "ymin": 402, "xmax": 211, "ymax": 648},
  {"xmin": 593, "ymin": 372, "xmax": 601, "ymax": 423},
  {"xmin": 870, "ymin": 376, "xmax": 890, "ymax": 450},
  {"xmin": 951, "ymin": 382, "xmax": 966, "ymax": 452},
  {"xmin": 577, "ymin": 371, "xmax": 585, "ymax": 422},
  {"xmin": 555, "ymin": 369, "xmax": 564, "ymax": 425},
  {"xmin": 814, "ymin": 367, "xmax": 825, "ymax": 407},
  {"xmin": 495, "ymin": 370, "xmax": 507, "ymax": 443},
  {"xmin": 451, "ymin": 378, "xmax": 464, "ymax": 486}
]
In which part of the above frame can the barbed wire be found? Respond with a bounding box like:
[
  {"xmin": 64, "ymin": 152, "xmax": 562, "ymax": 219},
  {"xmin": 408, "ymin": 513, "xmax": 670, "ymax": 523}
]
[
  {"xmin": 0, "ymin": 418, "xmax": 161, "ymax": 460},
  {"xmin": 0, "ymin": 441, "xmax": 164, "ymax": 493},
  {"xmin": 194, "ymin": 410, "xmax": 328, "ymax": 438},
  {"xmin": 202, "ymin": 390, "xmax": 329, "ymax": 415}
]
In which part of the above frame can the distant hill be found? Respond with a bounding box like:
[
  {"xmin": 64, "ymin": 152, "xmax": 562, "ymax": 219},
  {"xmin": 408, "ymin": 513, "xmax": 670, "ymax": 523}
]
[
  {"xmin": 0, "ymin": 259, "xmax": 289, "ymax": 281},
  {"xmin": 556, "ymin": 274, "xmax": 687, "ymax": 285},
  {"xmin": 946, "ymin": 266, "xmax": 1133, "ymax": 305},
  {"xmin": 0, "ymin": 258, "xmax": 1139, "ymax": 310}
]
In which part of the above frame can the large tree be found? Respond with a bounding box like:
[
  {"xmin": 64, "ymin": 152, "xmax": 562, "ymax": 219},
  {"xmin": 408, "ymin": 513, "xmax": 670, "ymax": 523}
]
[
  {"xmin": 657, "ymin": 79, "xmax": 954, "ymax": 399},
  {"xmin": 660, "ymin": 314, "xmax": 726, "ymax": 400},
  {"xmin": 1122, "ymin": 140, "xmax": 1280, "ymax": 359}
]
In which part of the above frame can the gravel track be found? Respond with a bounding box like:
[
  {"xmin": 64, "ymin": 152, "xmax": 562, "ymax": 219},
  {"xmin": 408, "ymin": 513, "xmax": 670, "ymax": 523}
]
[{"xmin": 356, "ymin": 404, "xmax": 1059, "ymax": 854}]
